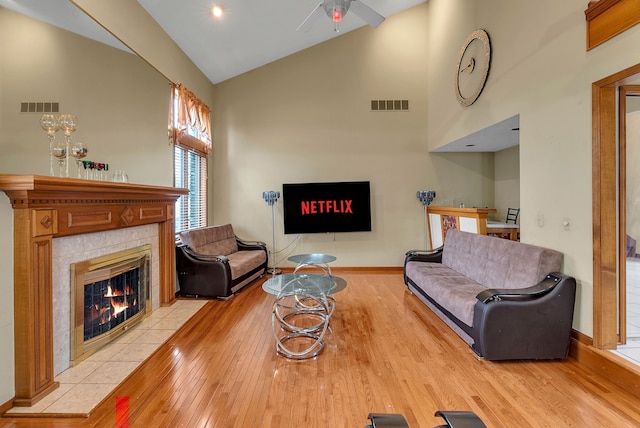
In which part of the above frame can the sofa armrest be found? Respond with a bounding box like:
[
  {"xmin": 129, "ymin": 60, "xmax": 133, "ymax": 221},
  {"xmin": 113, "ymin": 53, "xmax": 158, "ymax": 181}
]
[
  {"xmin": 236, "ymin": 236, "xmax": 267, "ymax": 252},
  {"xmin": 471, "ymin": 272, "xmax": 576, "ymax": 360},
  {"xmin": 182, "ymin": 245, "xmax": 229, "ymax": 264},
  {"xmin": 476, "ymin": 273, "xmax": 563, "ymax": 303},
  {"xmin": 404, "ymin": 246, "xmax": 444, "ymax": 263},
  {"xmin": 403, "ymin": 247, "xmax": 444, "ymax": 286},
  {"xmin": 176, "ymin": 245, "xmax": 234, "ymax": 298}
]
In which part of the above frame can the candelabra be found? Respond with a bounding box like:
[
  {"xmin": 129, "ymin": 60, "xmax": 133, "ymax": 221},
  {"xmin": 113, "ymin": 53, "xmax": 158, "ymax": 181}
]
[
  {"xmin": 262, "ymin": 190, "xmax": 282, "ymax": 275},
  {"xmin": 416, "ymin": 190, "xmax": 436, "ymax": 250}
]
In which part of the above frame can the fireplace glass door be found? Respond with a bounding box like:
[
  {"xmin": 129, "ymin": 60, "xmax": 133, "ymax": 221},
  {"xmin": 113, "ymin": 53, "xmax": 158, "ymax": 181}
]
[
  {"xmin": 84, "ymin": 264, "xmax": 142, "ymax": 341},
  {"xmin": 70, "ymin": 245, "xmax": 151, "ymax": 363}
]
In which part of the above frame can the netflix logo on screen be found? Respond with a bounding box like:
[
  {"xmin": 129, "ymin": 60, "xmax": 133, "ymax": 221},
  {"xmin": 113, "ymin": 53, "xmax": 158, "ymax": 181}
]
[
  {"xmin": 301, "ymin": 199, "xmax": 353, "ymax": 215},
  {"xmin": 283, "ymin": 181, "xmax": 372, "ymax": 234}
]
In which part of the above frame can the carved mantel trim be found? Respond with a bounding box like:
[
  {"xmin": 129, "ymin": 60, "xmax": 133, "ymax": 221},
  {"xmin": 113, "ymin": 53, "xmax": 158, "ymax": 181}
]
[
  {"xmin": 585, "ymin": 0, "xmax": 640, "ymax": 50},
  {"xmin": 0, "ymin": 175, "xmax": 188, "ymax": 407}
]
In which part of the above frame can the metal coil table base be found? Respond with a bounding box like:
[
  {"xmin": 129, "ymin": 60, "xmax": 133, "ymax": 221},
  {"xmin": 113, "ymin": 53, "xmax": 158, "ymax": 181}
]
[
  {"xmin": 275, "ymin": 332, "xmax": 325, "ymax": 360},
  {"xmin": 291, "ymin": 293, "xmax": 336, "ymax": 319},
  {"xmin": 272, "ymin": 277, "xmax": 333, "ymax": 359}
]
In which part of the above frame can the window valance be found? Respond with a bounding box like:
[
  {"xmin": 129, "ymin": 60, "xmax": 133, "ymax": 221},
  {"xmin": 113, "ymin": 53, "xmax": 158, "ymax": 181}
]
[{"xmin": 169, "ymin": 83, "xmax": 212, "ymax": 155}]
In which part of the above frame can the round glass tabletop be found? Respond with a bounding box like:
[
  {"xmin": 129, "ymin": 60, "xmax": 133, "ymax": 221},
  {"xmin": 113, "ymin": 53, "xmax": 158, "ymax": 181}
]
[
  {"xmin": 262, "ymin": 273, "xmax": 347, "ymax": 296},
  {"xmin": 287, "ymin": 253, "xmax": 337, "ymax": 265}
]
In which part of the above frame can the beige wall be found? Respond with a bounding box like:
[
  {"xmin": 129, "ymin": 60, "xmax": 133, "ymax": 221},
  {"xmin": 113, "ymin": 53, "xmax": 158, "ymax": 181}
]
[
  {"xmin": 0, "ymin": 5, "xmax": 213, "ymax": 405},
  {"xmin": 426, "ymin": 0, "xmax": 640, "ymax": 336},
  {"xmin": 70, "ymin": 0, "xmax": 213, "ymax": 103},
  {"xmin": 212, "ymin": 4, "xmax": 496, "ymax": 266},
  {"xmin": 0, "ymin": 8, "xmax": 171, "ymax": 182},
  {"xmin": 215, "ymin": 0, "xmax": 640, "ymax": 338},
  {"xmin": 494, "ymin": 146, "xmax": 520, "ymax": 222},
  {"xmin": 2, "ymin": 0, "xmax": 639, "ymax": 407}
]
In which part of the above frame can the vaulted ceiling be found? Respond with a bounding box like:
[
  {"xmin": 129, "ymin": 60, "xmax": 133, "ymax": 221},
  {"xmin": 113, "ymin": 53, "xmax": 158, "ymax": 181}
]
[
  {"xmin": 1, "ymin": 0, "xmax": 523, "ymax": 151},
  {"xmin": 1, "ymin": 0, "xmax": 426, "ymax": 84}
]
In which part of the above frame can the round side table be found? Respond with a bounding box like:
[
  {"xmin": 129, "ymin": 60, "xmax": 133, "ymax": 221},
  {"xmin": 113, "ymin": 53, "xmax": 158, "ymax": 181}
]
[{"xmin": 288, "ymin": 253, "xmax": 336, "ymax": 276}]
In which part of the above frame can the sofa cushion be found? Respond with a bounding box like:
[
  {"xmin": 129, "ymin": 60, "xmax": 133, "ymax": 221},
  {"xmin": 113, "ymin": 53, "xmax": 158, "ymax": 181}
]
[
  {"xmin": 179, "ymin": 224, "xmax": 239, "ymax": 256},
  {"xmin": 441, "ymin": 230, "xmax": 562, "ymax": 290},
  {"xmin": 227, "ymin": 250, "xmax": 267, "ymax": 279},
  {"xmin": 405, "ymin": 262, "xmax": 485, "ymax": 326}
]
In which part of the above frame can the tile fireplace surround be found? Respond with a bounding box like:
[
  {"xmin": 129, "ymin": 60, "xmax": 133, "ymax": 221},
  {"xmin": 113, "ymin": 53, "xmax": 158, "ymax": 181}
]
[
  {"xmin": 0, "ymin": 174, "xmax": 187, "ymax": 408},
  {"xmin": 54, "ymin": 226, "xmax": 158, "ymax": 375}
]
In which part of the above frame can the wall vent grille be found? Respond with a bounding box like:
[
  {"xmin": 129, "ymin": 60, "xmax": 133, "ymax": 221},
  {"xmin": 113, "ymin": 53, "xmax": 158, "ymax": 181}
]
[
  {"xmin": 370, "ymin": 100, "xmax": 409, "ymax": 111},
  {"xmin": 20, "ymin": 102, "xmax": 60, "ymax": 113}
]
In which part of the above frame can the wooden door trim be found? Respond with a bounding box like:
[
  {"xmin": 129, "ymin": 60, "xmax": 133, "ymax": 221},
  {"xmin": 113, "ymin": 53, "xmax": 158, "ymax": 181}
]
[
  {"xmin": 618, "ymin": 85, "xmax": 640, "ymax": 344},
  {"xmin": 593, "ymin": 64, "xmax": 640, "ymax": 349}
]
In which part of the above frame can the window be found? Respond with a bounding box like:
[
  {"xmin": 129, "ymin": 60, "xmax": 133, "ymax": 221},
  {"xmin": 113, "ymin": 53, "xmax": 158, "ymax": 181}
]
[
  {"xmin": 174, "ymin": 146, "xmax": 207, "ymax": 233},
  {"xmin": 169, "ymin": 84, "xmax": 211, "ymax": 234}
]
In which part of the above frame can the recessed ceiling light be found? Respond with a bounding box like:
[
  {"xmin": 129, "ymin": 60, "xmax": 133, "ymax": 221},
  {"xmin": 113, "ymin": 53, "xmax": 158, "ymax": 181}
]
[{"xmin": 211, "ymin": 5, "xmax": 223, "ymax": 18}]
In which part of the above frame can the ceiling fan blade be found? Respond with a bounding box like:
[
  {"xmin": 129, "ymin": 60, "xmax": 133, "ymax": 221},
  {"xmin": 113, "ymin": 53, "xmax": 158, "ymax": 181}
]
[
  {"xmin": 297, "ymin": 2, "xmax": 325, "ymax": 32},
  {"xmin": 349, "ymin": 0, "xmax": 385, "ymax": 28}
]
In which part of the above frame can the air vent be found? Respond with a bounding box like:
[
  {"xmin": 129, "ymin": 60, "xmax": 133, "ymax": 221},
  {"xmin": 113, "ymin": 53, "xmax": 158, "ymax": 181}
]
[
  {"xmin": 20, "ymin": 102, "xmax": 60, "ymax": 113},
  {"xmin": 370, "ymin": 99, "xmax": 409, "ymax": 111}
]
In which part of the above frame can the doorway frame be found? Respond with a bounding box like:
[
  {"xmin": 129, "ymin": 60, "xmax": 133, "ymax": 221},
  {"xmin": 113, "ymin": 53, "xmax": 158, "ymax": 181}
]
[
  {"xmin": 593, "ymin": 63, "xmax": 640, "ymax": 349},
  {"xmin": 618, "ymin": 85, "xmax": 640, "ymax": 345}
]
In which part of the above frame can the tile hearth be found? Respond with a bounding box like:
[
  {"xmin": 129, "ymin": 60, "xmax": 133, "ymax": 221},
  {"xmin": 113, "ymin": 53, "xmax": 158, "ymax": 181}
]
[{"xmin": 7, "ymin": 299, "xmax": 207, "ymax": 416}]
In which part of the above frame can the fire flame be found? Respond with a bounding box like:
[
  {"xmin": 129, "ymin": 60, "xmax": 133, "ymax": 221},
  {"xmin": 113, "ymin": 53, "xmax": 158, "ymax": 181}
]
[
  {"xmin": 105, "ymin": 285, "xmax": 124, "ymax": 297},
  {"xmin": 111, "ymin": 299, "xmax": 129, "ymax": 317},
  {"xmin": 103, "ymin": 284, "xmax": 132, "ymax": 318}
]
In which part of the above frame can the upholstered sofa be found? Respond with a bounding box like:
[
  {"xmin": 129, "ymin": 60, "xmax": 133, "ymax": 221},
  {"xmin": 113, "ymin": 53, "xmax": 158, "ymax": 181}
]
[
  {"xmin": 176, "ymin": 224, "xmax": 268, "ymax": 298},
  {"xmin": 403, "ymin": 229, "xmax": 576, "ymax": 360}
]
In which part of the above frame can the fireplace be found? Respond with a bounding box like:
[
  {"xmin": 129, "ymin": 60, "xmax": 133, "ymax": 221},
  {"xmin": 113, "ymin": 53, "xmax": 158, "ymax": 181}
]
[
  {"xmin": 70, "ymin": 245, "xmax": 151, "ymax": 364},
  {"xmin": 0, "ymin": 175, "xmax": 186, "ymax": 405}
]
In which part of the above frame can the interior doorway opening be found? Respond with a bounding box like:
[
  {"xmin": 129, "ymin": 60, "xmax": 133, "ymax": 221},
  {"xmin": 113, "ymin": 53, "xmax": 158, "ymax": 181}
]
[
  {"xmin": 592, "ymin": 64, "xmax": 640, "ymax": 358},
  {"xmin": 615, "ymin": 86, "xmax": 640, "ymax": 364}
]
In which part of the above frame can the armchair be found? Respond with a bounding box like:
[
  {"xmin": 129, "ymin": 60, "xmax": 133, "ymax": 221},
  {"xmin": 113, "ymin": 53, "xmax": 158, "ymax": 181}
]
[{"xmin": 176, "ymin": 224, "xmax": 268, "ymax": 298}]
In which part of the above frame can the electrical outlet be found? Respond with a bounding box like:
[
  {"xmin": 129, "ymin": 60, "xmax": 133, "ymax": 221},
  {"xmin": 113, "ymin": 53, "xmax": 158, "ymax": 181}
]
[{"xmin": 537, "ymin": 213, "xmax": 544, "ymax": 227}]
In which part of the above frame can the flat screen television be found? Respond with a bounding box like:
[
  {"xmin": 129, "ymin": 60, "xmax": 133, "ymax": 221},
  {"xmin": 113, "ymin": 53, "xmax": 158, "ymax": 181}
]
[{"xmin": 282, "ymin": 181, "xmax": 372, "ymax": 234}]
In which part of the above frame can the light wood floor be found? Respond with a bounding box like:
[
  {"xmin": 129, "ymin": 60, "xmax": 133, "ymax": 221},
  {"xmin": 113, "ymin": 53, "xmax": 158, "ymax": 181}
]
[{"xmin": 3, "ymin": 270, "xmax": 640, "ymax": 427}]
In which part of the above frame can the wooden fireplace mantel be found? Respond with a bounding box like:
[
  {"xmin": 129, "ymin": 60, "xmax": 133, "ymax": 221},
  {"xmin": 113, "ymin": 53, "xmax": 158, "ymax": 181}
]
[{"xmin": 0, "ymin": 174, "xmax": 188, "ymax": 406}]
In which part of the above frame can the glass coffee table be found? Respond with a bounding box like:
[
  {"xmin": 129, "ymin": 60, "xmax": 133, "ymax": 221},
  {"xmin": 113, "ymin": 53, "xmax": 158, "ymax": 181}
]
[
  {"xmin": 263, "ymin": 252, "xmax": 345, "ymax": 297},
  {"xmin": 262, "ymin": 273, "xmax": 346, "ymax": 296},
  {"xmin": 263, "ymin": 254, "xmax": 345, "ymax": 359}
]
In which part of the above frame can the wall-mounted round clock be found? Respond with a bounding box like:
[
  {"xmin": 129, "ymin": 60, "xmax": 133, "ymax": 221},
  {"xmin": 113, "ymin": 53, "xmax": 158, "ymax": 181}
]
[{"xmin": 454, "ymin": 29, "xmax": 491, "ymax": 107}]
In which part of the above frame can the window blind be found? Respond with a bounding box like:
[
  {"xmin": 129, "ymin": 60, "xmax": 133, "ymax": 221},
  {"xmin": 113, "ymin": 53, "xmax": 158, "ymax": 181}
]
[{"xmin": 174, "ymin": 145, "xmax": 208, "ymax": 233}]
